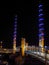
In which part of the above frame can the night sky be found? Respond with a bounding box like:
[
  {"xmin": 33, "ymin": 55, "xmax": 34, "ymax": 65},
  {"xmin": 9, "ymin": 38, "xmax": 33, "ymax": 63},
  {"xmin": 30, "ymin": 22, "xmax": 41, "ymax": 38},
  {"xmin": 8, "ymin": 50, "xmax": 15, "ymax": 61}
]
[{"xmin": 0, "ymin": 0, "xmax": 49, "ymax": 48}]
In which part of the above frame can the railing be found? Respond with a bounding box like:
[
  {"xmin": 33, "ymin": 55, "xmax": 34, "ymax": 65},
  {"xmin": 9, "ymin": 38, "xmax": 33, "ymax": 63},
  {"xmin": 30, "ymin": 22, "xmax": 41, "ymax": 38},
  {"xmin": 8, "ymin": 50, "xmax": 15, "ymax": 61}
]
[{"xmin": 25, "ymin": 46, "xmax": 49, "ymax": 65}]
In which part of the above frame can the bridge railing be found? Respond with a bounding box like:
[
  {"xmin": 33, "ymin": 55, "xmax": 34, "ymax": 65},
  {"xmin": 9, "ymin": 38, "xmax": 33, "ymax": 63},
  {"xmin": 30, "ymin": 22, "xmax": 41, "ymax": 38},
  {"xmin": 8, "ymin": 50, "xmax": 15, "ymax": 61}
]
[{"xmin": 25, "ymin": 45, "xmax": 49, "ymax": 60}]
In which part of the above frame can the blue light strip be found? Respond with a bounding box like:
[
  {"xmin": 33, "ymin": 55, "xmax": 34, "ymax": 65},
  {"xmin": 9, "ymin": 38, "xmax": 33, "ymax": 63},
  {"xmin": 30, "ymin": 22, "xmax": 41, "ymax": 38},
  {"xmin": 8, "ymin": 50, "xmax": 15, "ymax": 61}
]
[
  {"xmin": 39, "ymin": 23, "xmax": 44, "ymax": 26},
  {"xmin": 39, "ymin": 4, "xmax": 43, "ymax": 8},
  {"xmin": 39, "ymin": 18, "xmax": 44, "ymax": 21},
  {"xmin": 39, "ymin": 9, "xmax": 43, "ymax": 12},
  {"xmin": 13, "ymin": 15, "xmax": 17, "ymax": 40},
  {"xmin": 39, "ymin": 13, "xmax": 43, "ymax": 17},
  {"xmin": 39, "ymin": 28, "xmax": 44, "ymax": 31},
  {"xmin": 38, "ymin": 3, "xmax": 44, "ymax": 40},
  {"xmin": 39, "ymin": 33, "xmax": 44, "ymax": 37}
]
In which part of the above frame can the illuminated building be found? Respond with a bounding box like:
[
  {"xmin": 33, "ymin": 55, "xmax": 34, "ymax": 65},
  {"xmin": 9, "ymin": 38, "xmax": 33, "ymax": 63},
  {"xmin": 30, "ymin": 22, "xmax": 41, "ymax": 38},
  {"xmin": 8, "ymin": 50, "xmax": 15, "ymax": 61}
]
[
  {"xmin": 13, "ymin": 15, "xmax": 17, "ymax": 53},
  {"xmin": 21, "ymin": 38, "xmax": 26, "ymax": 56},
  {"xmin": 38, "ymin": 3, "xmax": 44, "ymax": 52}
]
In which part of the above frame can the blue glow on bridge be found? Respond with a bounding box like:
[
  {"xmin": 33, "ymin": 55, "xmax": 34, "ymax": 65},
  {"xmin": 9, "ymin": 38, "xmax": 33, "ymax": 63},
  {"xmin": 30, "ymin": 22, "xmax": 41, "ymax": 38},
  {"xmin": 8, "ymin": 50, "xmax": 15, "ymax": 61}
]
[
  {"xmin": 39, "ymin": 9, "xmax": 43, "ymax": 12},
  {"xmin": 39, "ymin": 23, "xmax": 44, "ymax": 27},
  {"xmin": 39, "ymin": 4, "xmax": 43, "ymax": 8},
  {"xmin": 39, "ymin": 14, "xmax": 43, "ymax": 17},
  {"xmin": 39, "ymin": 28, "xmax": 44, "ymax": 31},
  {"xmin": 39, "ymin": 18, "xmax": 44, "ymax": 21},
  {"xmin": 39, "ymin": 33, "xmax": 44, "ymax": 37}
]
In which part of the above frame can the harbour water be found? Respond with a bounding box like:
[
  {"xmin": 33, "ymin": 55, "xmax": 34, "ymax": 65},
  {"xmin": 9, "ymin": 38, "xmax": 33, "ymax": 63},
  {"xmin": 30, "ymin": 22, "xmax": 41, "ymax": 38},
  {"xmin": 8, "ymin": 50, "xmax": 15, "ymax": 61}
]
[{"xmin": 0, "ymin": 52, "xmax": 46, "ymax": 65}]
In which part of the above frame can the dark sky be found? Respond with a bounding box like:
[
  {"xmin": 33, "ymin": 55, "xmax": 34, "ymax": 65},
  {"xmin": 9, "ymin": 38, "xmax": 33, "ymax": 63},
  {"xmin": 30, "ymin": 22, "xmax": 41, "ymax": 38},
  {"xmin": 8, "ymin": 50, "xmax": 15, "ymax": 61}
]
[{"xmin": 0, "ymin": 0, "xmax": 49, "ymax": 48}]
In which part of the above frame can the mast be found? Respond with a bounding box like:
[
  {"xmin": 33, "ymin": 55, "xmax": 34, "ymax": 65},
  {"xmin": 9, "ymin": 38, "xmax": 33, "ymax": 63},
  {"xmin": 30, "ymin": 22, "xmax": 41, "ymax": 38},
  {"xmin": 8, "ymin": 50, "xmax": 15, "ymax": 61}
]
[
  {"xmin": 38, "ymin": 2, "xmax": 44, "ymax": 52},
  {"xmin": 13, "ymin": 15, "xmax": 17, "ymax": 53}
]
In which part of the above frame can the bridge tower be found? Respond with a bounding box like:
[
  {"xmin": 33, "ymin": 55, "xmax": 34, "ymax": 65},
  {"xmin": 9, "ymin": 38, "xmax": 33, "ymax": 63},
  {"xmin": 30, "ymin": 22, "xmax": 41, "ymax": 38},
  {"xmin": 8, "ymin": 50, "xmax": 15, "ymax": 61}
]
[
  {"xmin": 13, "ymin": 15, "xmax": 17, "ymax": 53},
  {"xmin": 38, "ymin": 2, "xmax": 44, "ymax": 52},
  {"xmin": 21, "ymin": 38, "xmax": 26, "ymax": 56}
]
